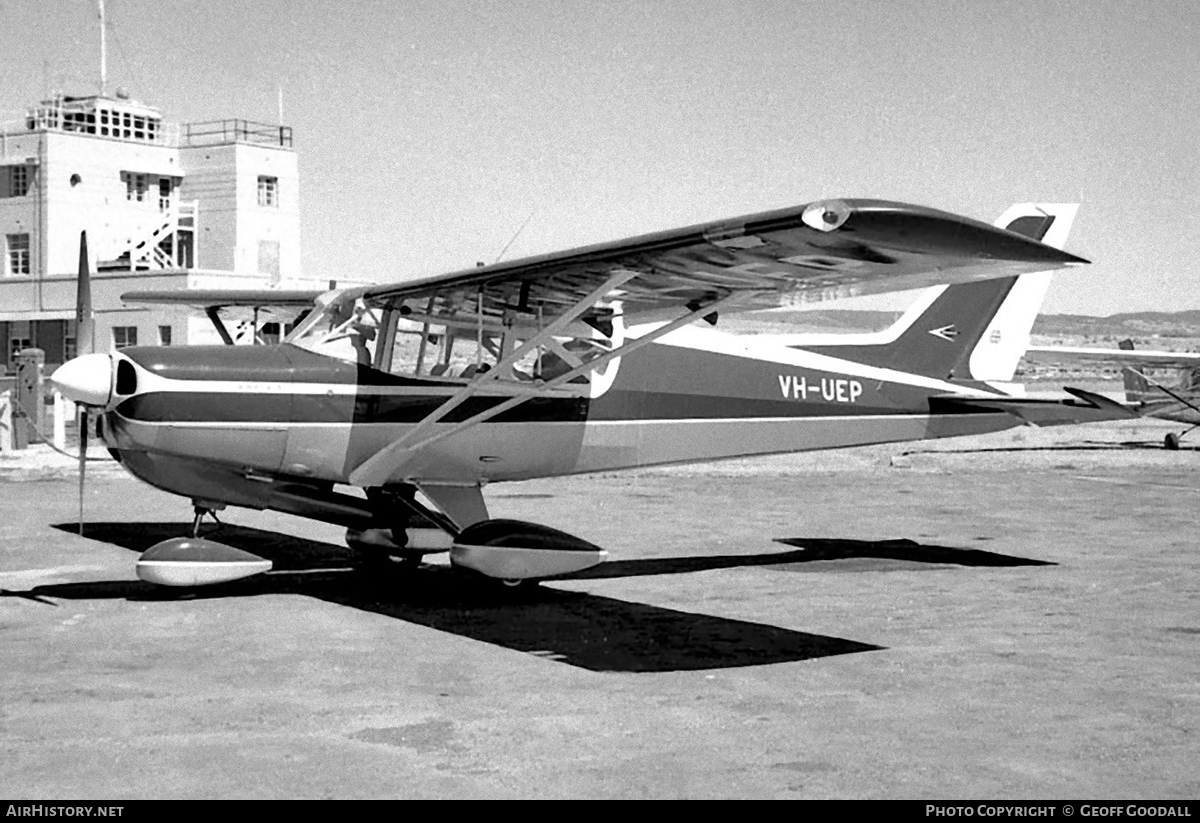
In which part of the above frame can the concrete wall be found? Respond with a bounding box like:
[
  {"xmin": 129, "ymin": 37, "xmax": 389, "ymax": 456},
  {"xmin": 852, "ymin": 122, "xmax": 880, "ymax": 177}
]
[{"xmin": 179, "ymin": 141, "xmax": 299, "ymax": 280}]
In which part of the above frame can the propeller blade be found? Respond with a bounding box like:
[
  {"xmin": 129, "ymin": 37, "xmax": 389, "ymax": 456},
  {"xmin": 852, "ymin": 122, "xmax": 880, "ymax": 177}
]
[
  {"xmin": 78, "ymin": 407, "xmax": 88, "ymax": 536},
  {"xmin": 76, "ymin": 231, "xmax": 95, "ymax": 357}
]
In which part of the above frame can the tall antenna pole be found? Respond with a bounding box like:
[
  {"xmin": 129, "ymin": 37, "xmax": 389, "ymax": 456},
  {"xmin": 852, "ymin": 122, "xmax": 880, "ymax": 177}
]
[{"xmin": 98, "ymin": 0, "xmax": 108, "ymax": 96}]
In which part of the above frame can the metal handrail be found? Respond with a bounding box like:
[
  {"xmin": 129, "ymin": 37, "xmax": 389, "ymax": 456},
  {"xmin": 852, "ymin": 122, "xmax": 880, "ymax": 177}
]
[{"xmin": 182, "ymin": 119, "xmax": 293, "ymax": 147}]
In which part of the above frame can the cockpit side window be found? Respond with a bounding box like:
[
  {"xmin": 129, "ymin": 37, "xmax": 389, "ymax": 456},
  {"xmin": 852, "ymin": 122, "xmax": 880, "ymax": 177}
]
[{"xmin": 290, "ymin": 293, "xmax": 615, "ymax": 391}]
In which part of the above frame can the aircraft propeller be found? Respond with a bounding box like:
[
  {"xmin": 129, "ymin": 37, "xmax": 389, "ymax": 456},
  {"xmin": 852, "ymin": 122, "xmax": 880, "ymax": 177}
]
[
  {"xmin": 73, "ymin": 231, "xmax": 95, "ymax": 536},
  {"xmin": 77, "ymin": 406, "xmax": 88, "ymax": 535}
]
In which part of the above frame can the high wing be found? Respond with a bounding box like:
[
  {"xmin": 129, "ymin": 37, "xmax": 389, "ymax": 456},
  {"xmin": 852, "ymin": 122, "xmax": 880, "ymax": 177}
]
[
  {"xmin": 122, "ymin": 288, "xmax": 326, "ymax": 345},
  {"xmin": 348, "ymin": 199, "xmax": 1087, "ymax": 326},
  {"xmin": 1023, "ymin": 345, "xmax": 1200, "ymax": 370},
  {"xmin": 304, "ymin": 198, "xmax": 1089, "ymax": 487}
]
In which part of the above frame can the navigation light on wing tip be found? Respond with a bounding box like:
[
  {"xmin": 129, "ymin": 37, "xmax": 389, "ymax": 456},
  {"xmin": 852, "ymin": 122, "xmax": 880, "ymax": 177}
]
[{"xmin": 801, "ymin": 199, "xmax": 851, "ymax": 232}]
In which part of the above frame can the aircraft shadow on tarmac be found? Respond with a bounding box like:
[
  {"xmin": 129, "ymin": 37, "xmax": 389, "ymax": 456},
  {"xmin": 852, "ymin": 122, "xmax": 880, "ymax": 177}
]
[
  {"xmin": 566, "ymin": 537, "xmax": 1053, "ymax": 579},
  {"xmin": 898, "ymin": 439, "xmax": 1199, "ymax": 455},
  {"xmin": 21, "ymin": 521, "xmax": 894, "ymax": 673}
]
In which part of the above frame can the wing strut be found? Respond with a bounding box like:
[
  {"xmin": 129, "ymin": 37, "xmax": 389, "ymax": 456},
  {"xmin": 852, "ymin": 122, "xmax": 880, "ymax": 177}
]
[
  {"xmin": 362, "ymin": 270, "xmax": 637, "ymax": 458},
  {"xmin": 205, "ymin": 307, "xmax": 234, "ymax": 345},
  {"xmin": 1125, "ymin": 368, "xmax": 1200, "ymax": 417},
  {"xmin": 349, "ymin": 289, "xmax": 748, "ymax": 487}
]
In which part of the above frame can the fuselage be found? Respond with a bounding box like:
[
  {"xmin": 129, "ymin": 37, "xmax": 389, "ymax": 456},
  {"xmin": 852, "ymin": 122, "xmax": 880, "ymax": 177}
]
[{"xmin": 92, "ymin": 325, "xmax": 1017, "ymax": 498}]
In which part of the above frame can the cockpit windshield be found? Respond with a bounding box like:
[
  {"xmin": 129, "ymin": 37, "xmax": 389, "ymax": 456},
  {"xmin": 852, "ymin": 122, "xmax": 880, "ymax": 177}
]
[{"xmin": 286, "ymin": 293, "xmax": 381, "ymax": 365}]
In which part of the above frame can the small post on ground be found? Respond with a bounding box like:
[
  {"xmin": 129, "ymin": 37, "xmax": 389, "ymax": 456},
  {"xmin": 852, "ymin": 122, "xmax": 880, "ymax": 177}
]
[
  {"xmin": 53, "ymin": 390, "xmax": 67, "ymax": 449},
  {"xmin": 14, "ymin": 348, "xmax": 45, "ymax": 450},
  {"xmin": 0, "ymin": 390, "xmax": 12, "ymax": 453}
]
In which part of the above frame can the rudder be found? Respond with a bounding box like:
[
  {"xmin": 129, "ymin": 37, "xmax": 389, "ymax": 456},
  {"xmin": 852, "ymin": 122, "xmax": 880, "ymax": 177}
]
[{"xmin": 1118, "ymin": 339, "xmax": 1152, "ymax": 404}]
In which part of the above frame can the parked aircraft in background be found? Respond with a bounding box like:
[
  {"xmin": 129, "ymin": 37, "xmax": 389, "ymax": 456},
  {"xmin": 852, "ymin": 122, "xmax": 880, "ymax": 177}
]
[
  {"xmin": 1024, "ymin": 340, "xmax": 1200, "ymax": 449},
  {"xmin": 51, "ymin": 199, "xmax": 1131, "ymax": 590}
]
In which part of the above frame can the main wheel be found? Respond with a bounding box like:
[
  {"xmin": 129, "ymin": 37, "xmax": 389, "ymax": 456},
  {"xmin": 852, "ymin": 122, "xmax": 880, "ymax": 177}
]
[{"xmin": 1165, "ymin": 432, "xmax": 1182, "ymax": 450}]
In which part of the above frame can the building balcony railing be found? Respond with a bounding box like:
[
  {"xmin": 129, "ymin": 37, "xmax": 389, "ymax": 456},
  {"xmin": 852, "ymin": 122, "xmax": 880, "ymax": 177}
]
[
  {"xmin": 182, "ymin": 119, "xmax": 293, "ymax": 148},
  {"xmin": 2, "ymin": 111, "xmax": 293, "ymax": 151}
]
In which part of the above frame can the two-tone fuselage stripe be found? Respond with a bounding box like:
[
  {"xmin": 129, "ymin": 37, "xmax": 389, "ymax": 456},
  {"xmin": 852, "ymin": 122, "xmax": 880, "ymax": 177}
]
[{"xmin": 116, "ymin": 331, "xmax": 1010, "ymax": 428}]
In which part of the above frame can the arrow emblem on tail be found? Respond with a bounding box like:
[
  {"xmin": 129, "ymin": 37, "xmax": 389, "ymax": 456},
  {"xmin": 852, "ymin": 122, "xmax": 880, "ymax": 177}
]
[{"xmin": 928, "ymin": 325, "xmax": 959, "ymax": 341}]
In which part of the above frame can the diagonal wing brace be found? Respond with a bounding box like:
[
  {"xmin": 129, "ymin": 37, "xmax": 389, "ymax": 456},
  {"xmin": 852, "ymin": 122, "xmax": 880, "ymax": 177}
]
[
  {"xmin": 349, "ymin": 289, "xmax": 749, "ymax": 487},
  {"xmin": 1123, "ymin": 368, "xmax": 1200, "ymax": 417},
  {"xmin": 368, "ymin": 270, "xmax": 638, "ymax": 457}
]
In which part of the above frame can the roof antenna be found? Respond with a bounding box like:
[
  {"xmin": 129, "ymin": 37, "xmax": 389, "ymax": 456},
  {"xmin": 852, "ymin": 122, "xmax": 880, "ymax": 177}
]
[
  {"xmin": 97, "ymin": 0, "xmax": 108, "ymax": 96},
  {"xmin": 493, "ymin": 209, "xmax": 538, "ymax": 265}
]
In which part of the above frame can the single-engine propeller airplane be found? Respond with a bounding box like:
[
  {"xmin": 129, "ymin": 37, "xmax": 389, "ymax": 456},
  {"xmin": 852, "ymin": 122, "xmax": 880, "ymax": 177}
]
[
  {"xmin": 1024, "ymin": 339, "xmax": 1200, "ymax": 449},
  {"xmin": 51, "ymin": 199, "xmax": 1135, "ymax": 589}
]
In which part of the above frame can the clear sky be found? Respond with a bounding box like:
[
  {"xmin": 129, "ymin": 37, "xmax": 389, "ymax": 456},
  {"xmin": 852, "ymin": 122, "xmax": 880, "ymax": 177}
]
[{"xmin": 2, "ymin": 0, "xmax": 1196, "ymax": 316}]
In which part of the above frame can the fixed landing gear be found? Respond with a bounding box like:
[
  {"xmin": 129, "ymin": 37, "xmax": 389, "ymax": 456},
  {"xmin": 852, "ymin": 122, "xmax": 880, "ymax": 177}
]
[
  {"xmin": 348, "ymin": 485, "xmax": 459, "ymax": 573},
  {"xmin": 345, "ymin": 528, "xmax": 428, "ymax": 573},
  {"xmin": 1163, "ymin": 425, "xmax": 1198, "ymax": 450},
  {"xmin": 135, "ymin": 500, "xmax": 269, "ymax": 587},
  {"xmin": 190, "ymin": 505, "xmax": 222, "ymax": 537}
]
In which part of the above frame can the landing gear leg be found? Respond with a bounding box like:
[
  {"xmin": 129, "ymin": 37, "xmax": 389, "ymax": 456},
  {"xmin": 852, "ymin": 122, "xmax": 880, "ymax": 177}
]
[
  {"xmin": 1165, "ymin": 424, "xmax": 1199, "ymax": 451},
  {"xmin": 190, "ymin": 504, "xmax": 223, "ymax": 537}
]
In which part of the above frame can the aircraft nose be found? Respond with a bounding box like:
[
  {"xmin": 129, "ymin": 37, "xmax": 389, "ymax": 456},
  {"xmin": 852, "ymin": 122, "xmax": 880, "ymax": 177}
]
[{"xmin": 51, "ymin": 353, "xmax": 114, "ymax": 407}]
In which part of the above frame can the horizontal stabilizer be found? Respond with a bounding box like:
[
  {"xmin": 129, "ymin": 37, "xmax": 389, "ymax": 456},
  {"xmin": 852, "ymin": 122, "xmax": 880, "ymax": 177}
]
[
  {"xmin": 931, "ymin": 388, "xmax": 1138, "ymax": 427},
  {"xmin": 1060, "ymin": 386, "xmax": 1139, "ymax": 415}
]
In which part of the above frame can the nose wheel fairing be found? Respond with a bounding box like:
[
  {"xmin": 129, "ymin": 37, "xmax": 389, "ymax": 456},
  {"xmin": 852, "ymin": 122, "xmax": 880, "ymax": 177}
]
[{"xmin": 135, "ymin": 537, "xmax": 273, "ymax": 587}]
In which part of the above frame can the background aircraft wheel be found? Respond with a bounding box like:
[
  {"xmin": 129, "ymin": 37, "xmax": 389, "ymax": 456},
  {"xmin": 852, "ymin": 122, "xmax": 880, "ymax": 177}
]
[{"xmin": 1165, "ymin": 432, "xmax": 1182, "ymax": 450}]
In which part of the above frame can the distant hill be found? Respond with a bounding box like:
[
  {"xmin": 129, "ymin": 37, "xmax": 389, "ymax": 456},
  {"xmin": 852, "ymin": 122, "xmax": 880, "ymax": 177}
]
[{"xmin": 1032, "ymin": 311, "xmax": 1200, "ymax": 339}]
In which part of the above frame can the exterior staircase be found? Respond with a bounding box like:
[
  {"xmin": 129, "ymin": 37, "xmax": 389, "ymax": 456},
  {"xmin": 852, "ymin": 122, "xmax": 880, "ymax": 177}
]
[{"xmin": 97, "ymin": 201, "xmax": 197, "ymax": 271}]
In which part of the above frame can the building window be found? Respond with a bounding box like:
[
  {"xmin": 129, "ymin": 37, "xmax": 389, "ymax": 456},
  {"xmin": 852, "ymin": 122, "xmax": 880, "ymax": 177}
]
[
  {"xmin": 124, "ymin": 172, "xmax": 148, "ymax": 202},
  {"xmin": 257, "ymin": 175, "xmax": 278, "ymax": 207},
  {"xmin": 158, "ymin": 178, "xmax": 173, "ymax": 212},
  {"xmin": 10, "ymin": 337, "xmax": 33, "ymax": 364},
  {"xmin": 112, "ymin": 326, "xmax": 138, "ymax": 349},
  {"xmin": 6, "ymin": 165, "xmax": 30, "ymax": 197},
  {"xmin": 158, "ymin": 325, "xmax": 172, "ymax": 346},
  {"xmin": 5, "ymin": 234, "xmax": 30, "ymax": 276}
]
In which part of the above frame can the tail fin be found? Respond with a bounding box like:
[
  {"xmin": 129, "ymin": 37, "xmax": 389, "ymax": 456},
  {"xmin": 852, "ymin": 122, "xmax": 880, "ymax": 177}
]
[
  {"xmin": 966, "ymin": 203, "xmax": 1078, "ymax": 382},
  {"xmin": 1117, "ymin": 340, "xmax": 1150, "ymax": 403},
  {"xmin": 797, "ymin": 204, "xmax": 1077, "ymax": 381}
]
